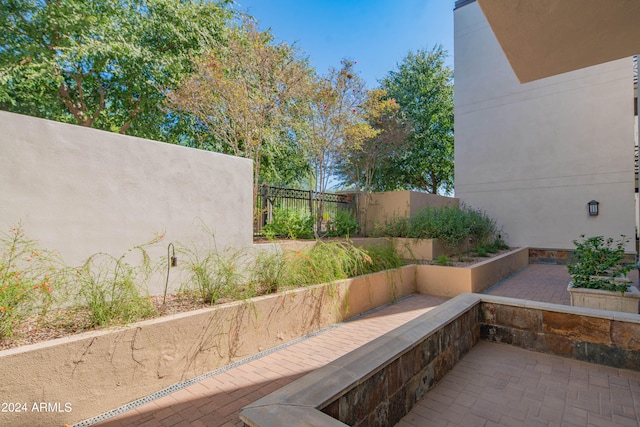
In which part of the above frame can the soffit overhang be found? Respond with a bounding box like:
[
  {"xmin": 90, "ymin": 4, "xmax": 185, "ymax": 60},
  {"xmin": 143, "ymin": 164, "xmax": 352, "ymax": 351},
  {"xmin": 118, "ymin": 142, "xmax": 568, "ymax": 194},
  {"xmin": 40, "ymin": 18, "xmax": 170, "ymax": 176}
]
[{"xmin": 475, "ymin": 0, "xmax": 640, "ymax": 83}]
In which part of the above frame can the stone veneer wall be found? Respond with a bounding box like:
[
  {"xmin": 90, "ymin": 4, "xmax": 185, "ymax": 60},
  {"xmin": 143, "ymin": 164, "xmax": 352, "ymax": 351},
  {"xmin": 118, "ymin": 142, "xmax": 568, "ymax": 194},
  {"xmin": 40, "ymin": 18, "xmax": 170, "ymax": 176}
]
[
  {"xmin": 528, "ymin": 248, "xmax": 635, "ymax": 265},
  {"xmin": 320, "ymin": 304, "xmax": 480, "ymax": 426},
  {"xmin": 480, "ymin": 301, "xmax": 640, "ymax": 371}
]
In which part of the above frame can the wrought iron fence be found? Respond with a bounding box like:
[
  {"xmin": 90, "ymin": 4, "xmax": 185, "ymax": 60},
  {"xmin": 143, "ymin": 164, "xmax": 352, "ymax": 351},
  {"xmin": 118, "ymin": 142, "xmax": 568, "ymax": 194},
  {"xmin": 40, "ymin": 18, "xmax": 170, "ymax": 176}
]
[{"xmin": 254, "ymin": 184, "xmax": 356, "ymax": 236}]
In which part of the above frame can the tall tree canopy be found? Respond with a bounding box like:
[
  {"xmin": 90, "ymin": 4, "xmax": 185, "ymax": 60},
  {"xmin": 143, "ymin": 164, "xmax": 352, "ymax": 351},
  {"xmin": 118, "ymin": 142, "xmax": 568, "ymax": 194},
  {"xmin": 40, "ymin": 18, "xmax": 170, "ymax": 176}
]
[
  {"xmin": 337, "ymin": 88, "xmax": 408, "ymax": 194},
  {"xmin": 167, "ymin": 19, "xmax": 313, "ymax": 202},
  {"xmin": 0, "ymin": 0, "xmax": 232, "ymax": 139},
  {"xmin": 297, "ymin": 60, "xmax": 369, "ymax": 196},
  {"xmin": 378, "ymin": 45, "xmax": 454, "ymax": 194}
]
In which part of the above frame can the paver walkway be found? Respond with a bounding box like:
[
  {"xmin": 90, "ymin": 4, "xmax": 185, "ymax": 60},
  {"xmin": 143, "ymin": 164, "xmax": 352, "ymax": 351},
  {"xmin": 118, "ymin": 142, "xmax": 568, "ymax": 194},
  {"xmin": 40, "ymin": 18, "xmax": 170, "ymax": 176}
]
[
  {"xmin": 92, "ymin": 294, "xmax": 450, "ymax": 427},
  {"xmin": 86, "ymin": 263, "xmax": 639, "ymax": 426}
]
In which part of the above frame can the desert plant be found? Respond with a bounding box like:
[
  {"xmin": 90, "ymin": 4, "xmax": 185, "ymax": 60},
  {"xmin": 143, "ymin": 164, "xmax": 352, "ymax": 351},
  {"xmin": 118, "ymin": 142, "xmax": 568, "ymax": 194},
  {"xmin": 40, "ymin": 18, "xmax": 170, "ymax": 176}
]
[
  {"xmin": 567, "ymin": 235, "xmax": 632, "ymax": 294},
  {"xmin": 282, "ymin": 241, "xmax": 369, "ymax": 287},
  {"xmin": 0, "ymin": 224, "xmax": 62, "ymax": 338},
  {"xmin": 250, "ymin": 249, "xmax": 287, "ymax": 294},
  {"xmin": 263, "ymin": 208, "xmax": 314, "ymax": 240},
  {"xmin": 359, "ymin": 244, "xmax": 404, "ymax": 274},
  {"xmin": 70, "ymin": 235, "xmax": 161, "ymax": 328},
  {"xmin": 179, "ymin": 242, "xmax": 249, "ymax": 304},
  {"xmin": 281, "ymin": 240, "xmax": 403, "ymax": 288}
]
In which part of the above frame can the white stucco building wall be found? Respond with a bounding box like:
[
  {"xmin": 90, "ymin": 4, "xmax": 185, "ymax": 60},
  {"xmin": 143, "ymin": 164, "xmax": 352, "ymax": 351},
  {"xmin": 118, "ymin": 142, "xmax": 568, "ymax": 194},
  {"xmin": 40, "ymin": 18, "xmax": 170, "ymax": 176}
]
[
  {"xmin": 454, "ymin": 1, "xmax": 636, "ymax": 252},
  {"xmin": 0, "ymin": 111, "xmax": 254, "ymax": 294}
]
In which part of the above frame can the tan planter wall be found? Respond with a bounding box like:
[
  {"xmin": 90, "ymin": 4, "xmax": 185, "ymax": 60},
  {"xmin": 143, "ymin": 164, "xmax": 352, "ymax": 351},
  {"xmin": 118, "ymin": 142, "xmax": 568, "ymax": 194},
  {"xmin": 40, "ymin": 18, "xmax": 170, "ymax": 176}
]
[
  {"xmin": 0, "ymin": 267, "xmax": 416, "ymax": 426},
  {"xmin": 275, "ymin": 237, "xmax": 461, "ymax": 263},
  {"xmin": 416, "ymin": 248, "xmax": 529, "ymax": 297},
  {"xmin": 393, "ymin": 238, "xmax": 466, "ymax": 261},
  {"xmin": 567, "ymin": 283, "xmax": 640, "ymax": 314}
]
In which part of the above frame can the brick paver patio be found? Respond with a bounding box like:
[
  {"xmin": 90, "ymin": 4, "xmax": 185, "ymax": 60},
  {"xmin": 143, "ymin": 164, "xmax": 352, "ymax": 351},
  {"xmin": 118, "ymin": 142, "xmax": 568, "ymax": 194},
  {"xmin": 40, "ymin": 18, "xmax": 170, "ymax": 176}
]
[
  {"xmin": 84, "ymin": 263, "xmax": 639, "ymax": 426},
  {"xmin": 398, "ymin": 340, "xmax": 640, "ymax": 427}
]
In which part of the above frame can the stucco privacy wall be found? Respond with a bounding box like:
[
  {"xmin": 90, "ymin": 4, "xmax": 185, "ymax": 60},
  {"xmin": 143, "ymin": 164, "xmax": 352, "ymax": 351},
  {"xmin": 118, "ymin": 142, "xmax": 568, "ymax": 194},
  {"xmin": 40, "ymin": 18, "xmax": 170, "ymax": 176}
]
[
  {"xmin": 454, "ymin": 2, "xmax": 636, "ymax": 251},
  {"xmin": 0, "ymin": 111, "xmax": 253, "ymax": 294},
  {"xmin": 359, "ymin": 191, "xmax": 459, "ymax": 235}
]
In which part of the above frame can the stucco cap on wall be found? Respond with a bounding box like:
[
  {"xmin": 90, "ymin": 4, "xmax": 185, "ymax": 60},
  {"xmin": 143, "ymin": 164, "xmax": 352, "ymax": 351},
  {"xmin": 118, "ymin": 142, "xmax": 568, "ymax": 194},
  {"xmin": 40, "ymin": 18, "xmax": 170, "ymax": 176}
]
[{"xmin": 476, "ymin": 0, "xmax": 640, "ymax": 83}]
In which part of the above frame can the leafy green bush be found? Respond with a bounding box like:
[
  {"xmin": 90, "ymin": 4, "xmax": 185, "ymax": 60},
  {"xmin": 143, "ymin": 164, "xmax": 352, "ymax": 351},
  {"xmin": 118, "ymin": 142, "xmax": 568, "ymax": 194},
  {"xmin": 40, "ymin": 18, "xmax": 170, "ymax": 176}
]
[
  {"xmin": 374, "ymin": 205, "xmax": 498, "ymax": 250},
  {"xmin": 326, "ymin": 209, "xmax": 360, "ymax": 237},
  {"xmin": 568, "ymin": 235, "xmax": 633, "ymax": 293},
  {"xmin": 372, "ymin": 214, "xmax": 410, "ymax": 238},
  {"xmin": 263, "ymin": 208, "xmax": 314, "ymax": 240},
  {"xmin": 0, "ymin": 225, "xmax": 61, "ymax": 338}
]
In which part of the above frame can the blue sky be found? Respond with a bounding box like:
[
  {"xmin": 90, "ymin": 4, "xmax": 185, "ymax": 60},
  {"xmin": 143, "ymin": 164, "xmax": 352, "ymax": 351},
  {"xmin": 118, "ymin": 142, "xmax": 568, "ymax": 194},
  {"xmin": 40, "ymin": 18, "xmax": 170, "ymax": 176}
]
[{"xmin": 232, "ymin": 0, "xmax": 456, "ymax": 87}]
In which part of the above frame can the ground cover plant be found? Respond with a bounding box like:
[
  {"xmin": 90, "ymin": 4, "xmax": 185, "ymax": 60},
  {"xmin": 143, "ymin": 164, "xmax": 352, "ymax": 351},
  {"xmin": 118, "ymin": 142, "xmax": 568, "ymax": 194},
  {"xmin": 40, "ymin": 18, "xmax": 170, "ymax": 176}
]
[{"xmin": 0, "ymin": 225, "xmax": 403, "ymax": 349}]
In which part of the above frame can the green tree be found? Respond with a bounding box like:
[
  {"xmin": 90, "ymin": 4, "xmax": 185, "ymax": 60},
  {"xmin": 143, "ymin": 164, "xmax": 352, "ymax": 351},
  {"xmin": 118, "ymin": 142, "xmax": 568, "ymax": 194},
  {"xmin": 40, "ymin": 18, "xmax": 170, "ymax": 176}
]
[
  {"xmin": 336, "ymin": 88, "xmax": 409, "ymax": 233},
  {"xmin": 0, "ymin": 0, "xmax": 232, "ymax": 140},
  {"xmin": 167, "ymin": 19, "xmax": 313, "ymax": 206},
  {"xmin": 295, "ymin": 59, "xmax": 370, "ymax": 235},
  {"xmin": 379, "ymin": 45, "xmax": 454, "ymax": 194}
]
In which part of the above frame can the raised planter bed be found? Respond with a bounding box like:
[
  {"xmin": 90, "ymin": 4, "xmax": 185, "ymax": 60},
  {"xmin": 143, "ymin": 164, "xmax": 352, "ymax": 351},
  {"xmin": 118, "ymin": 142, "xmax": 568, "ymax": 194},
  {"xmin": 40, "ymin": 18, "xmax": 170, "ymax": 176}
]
[
  {"xmin": 567, "ymin": 283, "xmax": 640, "ymax": 314},
  {"xmin": 0, "ymin": 267, "xmax": 416, "ymax": 427},
  {"xmin": 416, "ymin": 247, "xmax": 529, "ymax": 297}
]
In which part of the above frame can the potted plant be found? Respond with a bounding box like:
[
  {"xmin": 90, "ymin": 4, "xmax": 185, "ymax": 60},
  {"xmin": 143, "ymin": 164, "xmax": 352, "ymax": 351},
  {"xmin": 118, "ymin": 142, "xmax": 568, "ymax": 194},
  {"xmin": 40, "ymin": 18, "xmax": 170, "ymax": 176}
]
[{"xmin": 566, "ymin": 235, "xmax": 640, "ymax": 313}]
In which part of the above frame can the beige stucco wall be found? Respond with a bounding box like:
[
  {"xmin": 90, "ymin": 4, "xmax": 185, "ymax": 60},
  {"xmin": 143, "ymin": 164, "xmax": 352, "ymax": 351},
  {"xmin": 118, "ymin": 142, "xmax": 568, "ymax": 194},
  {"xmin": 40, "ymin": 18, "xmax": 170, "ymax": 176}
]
[
  {"xmin": 0, "ymin": 267, "xmax": 415, "ymax": 426},
  {"xmin": 416, "ymin": 247, "xmax": 529, "ymax": 297},
  {"xmin": 454, "ymin": 2, "xmax": 636, "ymax": 252},
  {"xmin": 0, "ymin": 111, "xmax": 254, "ymax": 294},
  {"xmin": 359, "ymin": 191, "xmax": 459, "ymax": 235}
]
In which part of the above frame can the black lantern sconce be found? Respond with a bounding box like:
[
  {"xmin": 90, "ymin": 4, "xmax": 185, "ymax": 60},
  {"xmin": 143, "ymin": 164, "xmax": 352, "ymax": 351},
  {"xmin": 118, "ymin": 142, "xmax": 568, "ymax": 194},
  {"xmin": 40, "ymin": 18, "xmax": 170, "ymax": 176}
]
[{"xmin": 588, "ymin": 200, "xmax": 599, "ymax": 216}]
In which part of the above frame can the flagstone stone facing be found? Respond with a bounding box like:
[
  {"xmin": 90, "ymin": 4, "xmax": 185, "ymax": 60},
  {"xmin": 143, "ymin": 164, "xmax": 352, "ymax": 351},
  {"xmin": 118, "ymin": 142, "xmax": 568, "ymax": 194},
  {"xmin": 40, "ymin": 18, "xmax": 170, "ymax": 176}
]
[
  {"xmin": 481, "ymin": 300, "xmax": 640, "ymax": 371},
  {"xmin": 528, "ymin": 248, "xmax": 571, "ymax": 265}
]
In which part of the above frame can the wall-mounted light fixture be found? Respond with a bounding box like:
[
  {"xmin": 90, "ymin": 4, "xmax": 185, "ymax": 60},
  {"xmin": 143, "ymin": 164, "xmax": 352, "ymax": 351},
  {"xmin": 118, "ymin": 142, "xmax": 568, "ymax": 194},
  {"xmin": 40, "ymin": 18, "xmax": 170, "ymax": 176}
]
[{"xmin": 588, "ymin": 200, "xmax": 599, "ymax": 216}]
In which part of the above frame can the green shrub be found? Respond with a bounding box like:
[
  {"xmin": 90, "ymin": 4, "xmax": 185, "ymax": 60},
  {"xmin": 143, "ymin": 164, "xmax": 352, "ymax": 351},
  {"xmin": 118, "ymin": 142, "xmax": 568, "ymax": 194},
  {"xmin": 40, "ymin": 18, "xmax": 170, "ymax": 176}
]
[
  {"xmin": 568, "ymin": 235, "xmax": 632, "ymax": 293},
  {"xmin": 374, "ymin": 205, "xmax": 498, "ymax": 250},
  {"xmin": 263, "ymin": 208, "xmax": 314, "ymax": 240},
  {"xmin": 372, "ymin": 215, "xmax": 410, "ymax": 238},
  {"xmin": 326, "ymin": 209, "xmax": 360, "ymax": 237}
]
